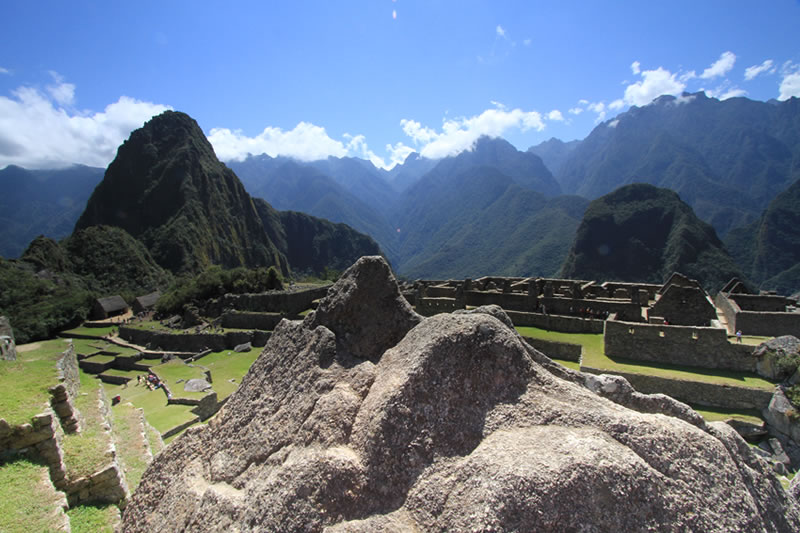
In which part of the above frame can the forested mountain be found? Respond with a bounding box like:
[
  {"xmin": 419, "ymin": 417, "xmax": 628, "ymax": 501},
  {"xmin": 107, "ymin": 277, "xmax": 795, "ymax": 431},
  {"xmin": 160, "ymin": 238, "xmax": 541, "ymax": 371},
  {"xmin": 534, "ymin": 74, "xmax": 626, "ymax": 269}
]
[
  {"xmin": 0, "ymin": 164, "xmax": 103, "ymax": 258},
  {"xmin": 560, "ymin": 183, "xmax": 743, "ymax": 290},
  {"xmin": 555, "ymin": 93, "xmax": 800, "ymax": 237},
  {"xmin": 725, "ymin": 178, "xmax": 800, "ymax": 294},
  {"xmin": 75, "ymin": 111, "xmax": 380, "ymax": 275},
  {"xmin": 1, "ymin": 226, "xmax": 171, "ymax": 343}
]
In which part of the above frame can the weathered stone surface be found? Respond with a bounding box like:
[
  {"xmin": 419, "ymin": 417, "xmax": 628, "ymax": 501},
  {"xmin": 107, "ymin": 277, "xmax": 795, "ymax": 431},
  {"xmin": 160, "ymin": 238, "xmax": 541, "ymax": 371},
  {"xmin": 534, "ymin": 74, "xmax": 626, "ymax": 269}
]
[
  {"xmin": 755, "ymin": 336, "xmax": 800, "ymax": 380},
  {"xmin": 233, "ymin": 342, "xmax": 252, "ymax": 353},
  {"xmin": 305, "ymin": 256, "xmax": 422, "ymax": 362},
  {"xmin": 763, "ymin": 388, "xmax": 800, "ymax": 444},
  {"xmin": 184, "ymin": 379, "xmax": 212, "ymax": 393},
  {"xmin": 121, "ymin": 257, "xmax": 800, "ymax": 532}
]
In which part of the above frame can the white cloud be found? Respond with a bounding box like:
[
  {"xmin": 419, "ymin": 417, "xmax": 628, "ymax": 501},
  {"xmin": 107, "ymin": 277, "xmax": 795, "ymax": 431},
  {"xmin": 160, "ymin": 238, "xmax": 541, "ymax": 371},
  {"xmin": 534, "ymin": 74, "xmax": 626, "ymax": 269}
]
[
  {"xmin": 578, "ymin": 99, "xmax": 589, "ymax": 105},
  {"xmin": 496, "ymin": 25, "xmax": 506, "ymax": 38},
  {"xmin": 700, "ymin": 51, "xmax": 736, "ymax": 79},
  {"xmin": 744, "ymin": 59, "xmax": 775, "ymax": 81},
  {"xmin": 0, "ymin": 67, "xmax": 9, "ymax": 75},
  {"xmin": 386, "ymin": 141, "xmax": 415, "ymax": 167},
  {"xmin": 0, "ymin": 81, "xmax": 171, "ymax": 169},
  {"xmin": 568, "ymin": 107, "xmax": 583, "ymax": 115},
  {"xmin": 779, "ymin": 72, "xmax": 800, "ymax": 101},
  {"xmin": 400, "ymin": 107, "xmax": 545, "ymax": 159},
  {"xmin": 587, "ymin": 102, "xmax": 606, "ymax": 123},
  {"xmin": 547, "ymin": 109, "xmax": 564, "ymax": 121},
  {"xmin": 623, "ymin": 66, "xmax": 686, "ymax": 106},
  {"xmin": 608, "ymin": 99, "xmax": 625, "ymax": 111},
  {"xmin": 209, "ymin": 122, "xmax": 396, "ymax": 169},
  {"xmin": 608, "ymin": 119, "xmax": 619, "ymax": 128},
  {"xmin": 46, "ymin": 71, "xmax": 76, "ymax": 107},
  {"xmin": 630, "ymin": 61, "xmax": 640, "ymax": 75},
  {"xmin": 719, "ymin": 88, "xmax": 747, "ymax": 100},
  {"xmin": 523, "ymin": 38, "xmax": 531, "ymax": 46}
]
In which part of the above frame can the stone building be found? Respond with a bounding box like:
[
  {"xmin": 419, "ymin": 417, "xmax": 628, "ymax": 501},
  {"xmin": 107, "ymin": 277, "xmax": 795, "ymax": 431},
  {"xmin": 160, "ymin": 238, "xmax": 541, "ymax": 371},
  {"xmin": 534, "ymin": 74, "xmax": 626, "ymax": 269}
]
[
  {"xmin": 92, "ymin": 296, "xmax": 130, "ymax": 320},
  {"xmin": 132, "ymin": 291, "xmax": 161, "ymax": 315},
  {"xmin": 649, "ymin": 274, "xmax": 716, "ymax": 327}
]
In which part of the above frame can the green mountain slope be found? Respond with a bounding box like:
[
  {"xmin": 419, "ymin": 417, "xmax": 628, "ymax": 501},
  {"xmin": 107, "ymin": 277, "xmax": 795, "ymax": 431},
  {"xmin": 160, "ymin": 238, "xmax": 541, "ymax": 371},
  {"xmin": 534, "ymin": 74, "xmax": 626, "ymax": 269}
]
[
  {"xmin": 560, "ymin": 183, "xmax": 742, "ymax": 290},
  {"xmin": 725, "ymin": 178, "xmax": 800, "ymax": 294},
  {"xmin": 557, "ymin": 93, "xmax": 800, "ymax": 237},
  {"xmin": 75, "ymin": 111, "xmax": 286, "ymax": 273}
]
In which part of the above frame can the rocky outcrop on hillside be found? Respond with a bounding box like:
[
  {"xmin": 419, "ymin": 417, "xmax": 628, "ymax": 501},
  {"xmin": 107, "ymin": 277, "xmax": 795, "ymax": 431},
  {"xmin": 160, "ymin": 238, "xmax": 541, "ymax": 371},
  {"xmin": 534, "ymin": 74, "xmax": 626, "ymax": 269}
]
[{"xmin": 121, "ymin": 256, "xmax": 800, "ymax": 532}]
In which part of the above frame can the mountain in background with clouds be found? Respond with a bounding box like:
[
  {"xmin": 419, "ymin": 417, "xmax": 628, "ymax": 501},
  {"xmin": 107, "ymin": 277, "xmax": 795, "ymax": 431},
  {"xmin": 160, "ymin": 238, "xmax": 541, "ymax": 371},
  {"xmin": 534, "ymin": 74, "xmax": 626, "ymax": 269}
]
[
  {"xmin": 75, "ymin": 111, "xmax": 381, "ymax": 275},
  {"xmin": 546, "ymin": 93, "xmax": 800, "ymax": 238}
]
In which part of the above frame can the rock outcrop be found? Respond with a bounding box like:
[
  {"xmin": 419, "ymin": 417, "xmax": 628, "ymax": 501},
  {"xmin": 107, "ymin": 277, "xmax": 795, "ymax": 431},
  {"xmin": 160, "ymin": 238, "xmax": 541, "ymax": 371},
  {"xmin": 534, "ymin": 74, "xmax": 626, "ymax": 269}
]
[
  {"xmin": 122, "ymin": 256, "xmax": 800, "ymax": 532},
  {"xmin": 755, "ymin": 336, "xmax": 800, "ymax": 381}
]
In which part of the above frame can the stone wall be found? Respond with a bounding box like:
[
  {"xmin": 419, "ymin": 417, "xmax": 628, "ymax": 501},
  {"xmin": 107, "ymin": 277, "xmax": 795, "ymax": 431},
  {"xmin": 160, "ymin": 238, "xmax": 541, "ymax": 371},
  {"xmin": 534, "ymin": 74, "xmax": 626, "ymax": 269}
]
[
  {"xmin": 521, "ymin": 337, "xmax": 582, "ymax": 362},
  {"xmin": 50, "ymin": 343, "xmax": 81, "ymax": 434},
  {"xmin": 581, "ymin": 366, "xmax": 775, "ymax": 410},
  {"xmin": 221, "ymin": 311, "xmax": 283, "ymax": 331},
  {"xmin": 731, "ymin": 294, "xmax": 790, "ymax": 312},
  {"xmin": 416, "ymin": 297, "xmax": 463, "ymax": 316},
  {"xmin": 219, "ymin": 285, "xmax": 330, "ymax": 316},
  {"xmin": 119, "ymin": 326, "xmax": 272, "ymax": 352},
  {"xmin": 0, "ymin": 410, "xmax": 69, "ymax": 491},
  {"xmin": 735, "ymin": 311, "xmax": 800, "ymax": 339},
  {"xmin": 466, "ymin": 291, "xmax": 531, "ymax": 311},
  {"xmin": 604, "ymin": 318, "xmax": 756, "ymax": 372},
  {"xmin": 715, "ymin": 292, "xmax": 800, "ymax": 337},
  {"xmin": 505, "ymin": 310, "xmax": 605, "ymax": 334}
]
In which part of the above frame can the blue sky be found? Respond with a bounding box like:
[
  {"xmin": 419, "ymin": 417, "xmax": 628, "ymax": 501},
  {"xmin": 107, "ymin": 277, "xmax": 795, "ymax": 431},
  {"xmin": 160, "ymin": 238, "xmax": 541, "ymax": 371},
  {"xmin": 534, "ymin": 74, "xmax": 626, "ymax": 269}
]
[{"xmin": 2, "ymin": 0, "xmax": 800, "ymax": 170}]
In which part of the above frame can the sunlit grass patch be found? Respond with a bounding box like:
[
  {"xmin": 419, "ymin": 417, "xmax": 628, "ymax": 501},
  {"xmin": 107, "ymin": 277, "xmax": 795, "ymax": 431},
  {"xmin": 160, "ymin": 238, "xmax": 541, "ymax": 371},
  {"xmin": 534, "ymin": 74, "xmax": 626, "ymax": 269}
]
[
  {"xmin": 0, "ymin": 338, "xmax": 70, "ymax": 426},
  {"xmin": 515, "ymin": 326, "xmax": 775, "ymax": 390},
  {"xmin": 61, "ymin": 372, "xmax": 112, "ymax": 480},
  {"xmin": 0, "ymin": 458, "xmax": 68, "ymax": 533},
  {"xmin": 67, "ymin": 503, "xmax": 119, "ymax": 533}
]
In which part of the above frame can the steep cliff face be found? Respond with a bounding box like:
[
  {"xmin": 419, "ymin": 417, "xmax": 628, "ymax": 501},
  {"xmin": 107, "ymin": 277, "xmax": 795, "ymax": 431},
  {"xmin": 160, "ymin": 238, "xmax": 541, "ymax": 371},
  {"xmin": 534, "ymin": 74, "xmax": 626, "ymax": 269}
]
[
  {"xmin": 121, "ymin": 256, "xmax": 799, "ymax": 532},
  {"xmin": 75, "ymin": 111, "xmax": 287, "ymax": 273}
]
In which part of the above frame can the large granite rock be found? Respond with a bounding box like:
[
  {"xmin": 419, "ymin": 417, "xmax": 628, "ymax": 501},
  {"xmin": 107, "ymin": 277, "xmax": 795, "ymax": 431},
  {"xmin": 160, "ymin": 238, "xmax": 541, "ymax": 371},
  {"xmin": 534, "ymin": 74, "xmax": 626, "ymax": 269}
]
[
  {"xmin": 121, "ymin": 257, "xmax": 800, "ymax": 532},
  {"xmin": 755, "ymin": 336, "xmax": 800, "ymax": 381},
  {"xmin": 0, "ymin": 316, "xmax": 17, "ymax": 361}
]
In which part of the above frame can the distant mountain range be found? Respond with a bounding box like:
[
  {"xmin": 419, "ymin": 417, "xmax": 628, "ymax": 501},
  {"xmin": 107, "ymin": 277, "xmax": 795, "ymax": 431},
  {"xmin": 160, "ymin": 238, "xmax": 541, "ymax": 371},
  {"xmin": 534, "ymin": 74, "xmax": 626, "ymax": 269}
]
[
  {"xmin": 0, "ymin": 164, "xmax": 104, "ymax": 258},
  {"xmin": 3, "ymin": 94, "xmax": 800, "ymax": 292}
]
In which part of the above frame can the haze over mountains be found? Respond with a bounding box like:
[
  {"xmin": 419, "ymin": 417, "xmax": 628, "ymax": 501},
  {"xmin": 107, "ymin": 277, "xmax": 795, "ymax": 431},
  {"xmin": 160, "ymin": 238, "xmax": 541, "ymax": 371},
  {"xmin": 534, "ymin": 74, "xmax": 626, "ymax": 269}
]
[{"xmin": 3, "ymin": 93, "xmax": 800, "ymax": 292}]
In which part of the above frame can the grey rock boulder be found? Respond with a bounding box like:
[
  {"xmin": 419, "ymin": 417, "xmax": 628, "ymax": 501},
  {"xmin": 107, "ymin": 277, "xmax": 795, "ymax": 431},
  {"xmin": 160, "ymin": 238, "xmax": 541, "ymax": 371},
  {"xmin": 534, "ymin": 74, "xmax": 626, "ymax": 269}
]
[
  {"xmin": 121, "ymin": 256, "xmax": 800, "ymax": 532},
  {"xmin": 755, "ymin": 336, "xmax": 800, "ymax": 380},
  {"xmin": 183, "ymin": 379, "xmax": 212, "ymax": 393}
]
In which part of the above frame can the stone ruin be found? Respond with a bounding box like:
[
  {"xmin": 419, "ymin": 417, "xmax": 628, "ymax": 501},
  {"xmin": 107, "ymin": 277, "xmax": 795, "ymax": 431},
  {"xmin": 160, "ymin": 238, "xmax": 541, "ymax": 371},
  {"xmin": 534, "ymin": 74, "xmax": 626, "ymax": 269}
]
[
  {"xmin": 120, "ymin": 257, "xmax": 800, "ymax": 532},
  {"xmin": 0, "ymin": 316, "xmax": 17, "ymax": 361}
]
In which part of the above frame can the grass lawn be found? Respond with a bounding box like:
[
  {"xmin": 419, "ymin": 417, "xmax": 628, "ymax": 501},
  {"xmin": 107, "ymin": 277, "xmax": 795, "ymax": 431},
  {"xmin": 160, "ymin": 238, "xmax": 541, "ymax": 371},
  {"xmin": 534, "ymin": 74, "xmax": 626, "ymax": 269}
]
[
  {"xmin": 103, "ymin": 381, "xmax": 198, "ymax": 435},
  {"xmin": 82, "ymin": 354, "xmax": 116, "ymax": 364},
  {"xmin": 690, "ymin": 405, "xmax": 764, "ymax": 425},
  {"xmin": 59, "ymin": 326, "xmax": 115, "ymax": 339},
  {"xmin": 0, "ymin": 338, "xmax": 70, "ymax": 426},
  {"xmin": 515, "ymin": 326, "xmax": 775, "ymax": 390},
  {"xmin": 0, "ymin": 458, "xmax": 68, "ymax": 533},
  {"xmin": 67, "ymin": 504, "xmax": 120, "ymax": 533},
  {"xmin": 153, "ymin": 359, "xmax": 207, "ymax": 398},
  {"xmin": 61, "ymin": 372, "xmax": 113, "ymax": 480},
  {"xmin": 196, "ymin": 349, "xmax": 261, "ymax": 400},
  {"xmin": 109, "ymin": 402, "xmax": 152, "ymax": 491}
]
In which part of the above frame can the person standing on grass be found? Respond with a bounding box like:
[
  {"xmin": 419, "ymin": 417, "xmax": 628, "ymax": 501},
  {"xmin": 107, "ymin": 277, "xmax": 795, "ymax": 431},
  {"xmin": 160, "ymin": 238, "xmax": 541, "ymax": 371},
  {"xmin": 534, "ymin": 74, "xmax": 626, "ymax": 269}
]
[{"xmin": 736, "ymin": 330, "xmax": 742, "ymax": 343}]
